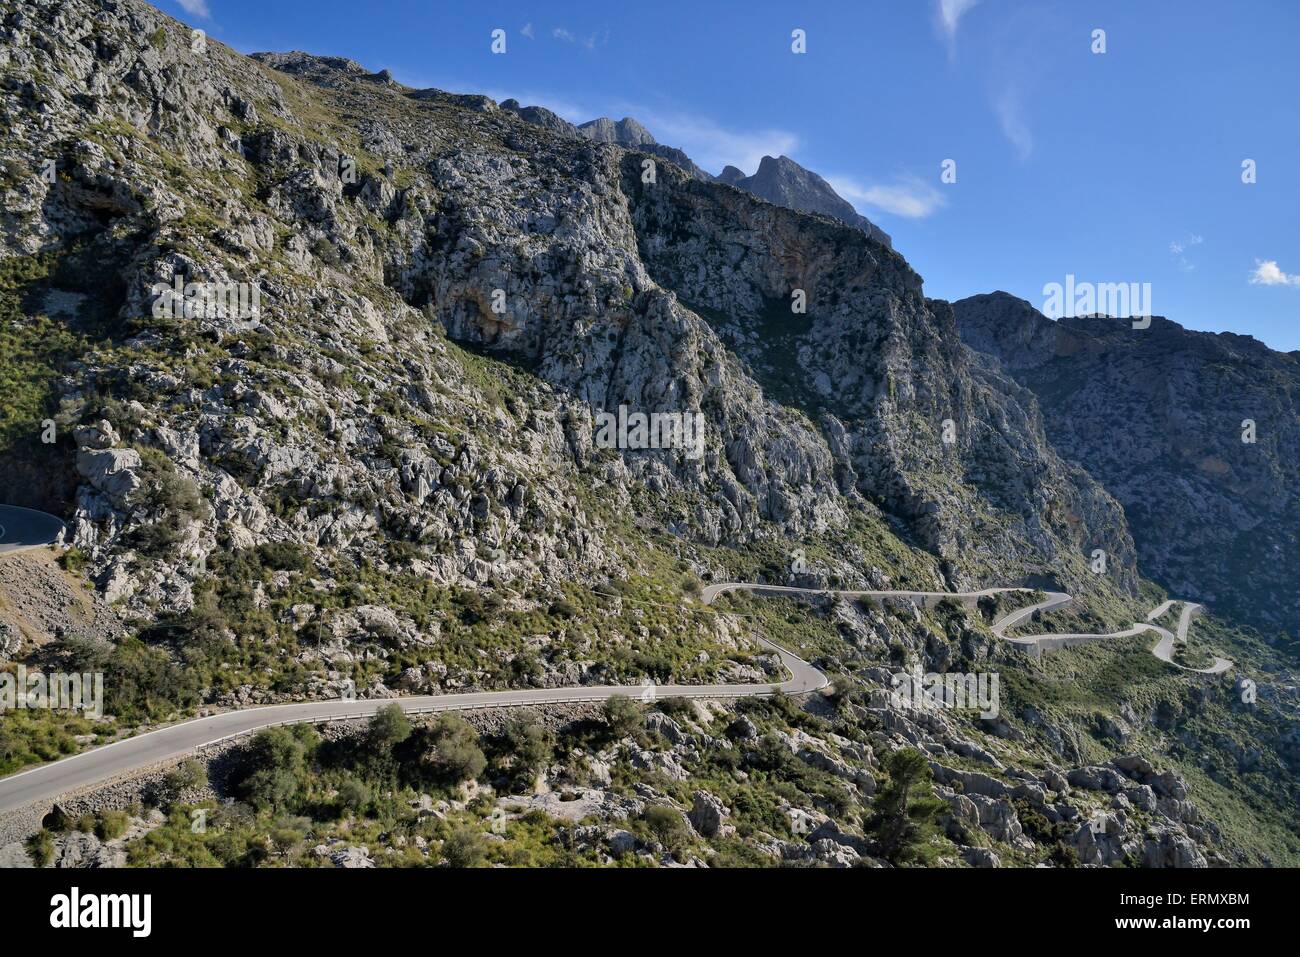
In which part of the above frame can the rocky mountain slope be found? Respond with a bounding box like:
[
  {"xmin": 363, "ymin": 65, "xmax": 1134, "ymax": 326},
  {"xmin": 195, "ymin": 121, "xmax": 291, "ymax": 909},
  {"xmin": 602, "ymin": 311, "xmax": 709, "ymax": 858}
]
[
  {"xmin": 954, "ymin": 292, "xmax": 1300, "ymax": 642},
  {"xmin": 0, "ymin": 0, "xmax": 1294, "ymax": 868},
  {"xmin": 0, "ymin": 5, "xmax": 1138, "ymax": 619}
]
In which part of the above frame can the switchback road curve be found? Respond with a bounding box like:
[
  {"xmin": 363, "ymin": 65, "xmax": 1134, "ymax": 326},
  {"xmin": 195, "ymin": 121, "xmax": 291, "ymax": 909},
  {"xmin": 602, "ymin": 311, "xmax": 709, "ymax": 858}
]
[{"xmin": 700, "ymin": 582, "xmax": 1233, "ymax": 672}]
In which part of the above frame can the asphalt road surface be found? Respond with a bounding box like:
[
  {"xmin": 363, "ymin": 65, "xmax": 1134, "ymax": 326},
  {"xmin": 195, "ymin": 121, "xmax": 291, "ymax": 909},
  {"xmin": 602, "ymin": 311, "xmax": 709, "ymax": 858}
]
[
  {"xmin": 1149, "ymin": 601, "xmax": 1233, "ymax": 673},
  {"xmin": 0, "ymin": 504, "xmax": 65, "ymax": 554},
  {"xmin": 0, "ymin": 635, "xmax": 825, "ymax": 814}
]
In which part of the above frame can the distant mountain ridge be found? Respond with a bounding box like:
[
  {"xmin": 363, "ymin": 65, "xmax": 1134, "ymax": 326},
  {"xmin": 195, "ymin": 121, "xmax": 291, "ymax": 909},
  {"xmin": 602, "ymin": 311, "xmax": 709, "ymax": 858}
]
[
  {"xmin": 953, "ymin": 291, "xmax": 1300, "ymax": 640},
  {"xmin": 499, "ymin": 102, "xmax": 890, "ymax": 246}
]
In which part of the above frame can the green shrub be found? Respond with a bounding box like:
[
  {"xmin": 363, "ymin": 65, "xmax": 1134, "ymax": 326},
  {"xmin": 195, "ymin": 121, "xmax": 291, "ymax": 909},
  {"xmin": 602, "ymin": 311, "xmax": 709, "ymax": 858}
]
[
  {"xmin": 441, "ymin": 825, "xmax": 486, "ymax": 867},
  {"xmin": 158, "ymin": 758, "xmax": 208, "ymax": 806},
  {"xmin": 602, "ymin": 696, "xmax": 643, "ymax": 739},
  {"xmin": 335, "ymin": 777, "xmax": 372, "ymax": 815},
  {"xmin": 656, "ymin": 697, "xmax": 694, "ymax": 719},
  {"xmin": 233, "ymin": 725, "xmax": 318, "ymax": 811},
  {"xmin": 311, "ymin": 238, "xmax": 340, "ymax": 265},
  {"xmin": 103, "ymin": 637, "xmax": 201, "ymax": 723},
  {"xmin": 367, "ymin": 703, "xmax": 412, "ymax": 752},
  {"xmin": 411, "ymin": 715, "xmax": 486, "ymax": 787},
  {"xmin": 26, "ymin": 830, "xmax": 54, "ymax": 867},
  {"xmin": 95, "ymin": 809, "xmax": 130, "ymax": 841},
  {"xmin": 866, "ymin": 748, "xmax": 947, "ymax": 865},
  {"xmin": 497, "ymin": 713, "xmax": 553, "ymax": 786},
  {"xmin": 256, "ymin": 541, "xmax": 313, "ymax": 573},
  {"xmin": 59, "ymin": 547, "xmax": 89, "ymax": 574},
  {"xmin": 548, "ymin": 599, "xmax": 577, "ymax": 619},
  {"xmin": 642, "ymin": 805, "xmax": 692, "ymax": 856}
]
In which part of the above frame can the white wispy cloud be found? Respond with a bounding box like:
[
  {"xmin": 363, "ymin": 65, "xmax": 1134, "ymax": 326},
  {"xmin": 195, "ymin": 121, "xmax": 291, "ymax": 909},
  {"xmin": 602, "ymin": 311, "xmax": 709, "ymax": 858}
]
[
  {"xmin": 993, "ymin": 88, "xmax": 1033, "ymax": 161},
  {"xmin": 176, "ymin": 0, "xmax": 211, "ymax": 17},
  {"xmin": 936, "ymin": 0, "xmax": 980, "ymax": 47},
  {"xmin": 550, "ymin": 26, "xmax": 607, "ymax": 49},
  {"xmin": 828, "ymin": 174, "xmax": 946, "ymax": 219},
  {"xmin": 1169, "ymin": 233, "xmax": 1203, "ymax": 271},
  {"xmin": 978, "ymin": 6, "xmax": 1059, "ymax": 165},
  {"xmin": 1250, "ymin": 259, "xmax": 1300, "ymax": 287},
  {"xmin": 520, "ymin": 23, "xmax": 535, "ymax": 40}
]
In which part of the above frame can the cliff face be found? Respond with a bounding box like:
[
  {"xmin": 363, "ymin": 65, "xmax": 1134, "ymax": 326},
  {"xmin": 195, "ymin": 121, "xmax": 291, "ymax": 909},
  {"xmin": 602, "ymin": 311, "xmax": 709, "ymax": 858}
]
[
  {"xmin": 617, "ymin": 163, "xmax": 1133, "ymax": 594},
  {"xmin": 955, "ymin": 292, "xmax": 1300, "ymax": 639},
  {"xmin": 0, "ymin": 1, "xmax": 1138, "ymax": 625}
]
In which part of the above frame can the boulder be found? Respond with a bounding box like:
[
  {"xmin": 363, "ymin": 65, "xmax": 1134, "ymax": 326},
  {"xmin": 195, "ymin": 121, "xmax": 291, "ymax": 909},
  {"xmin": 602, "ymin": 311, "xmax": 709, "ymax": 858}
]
[
  {"xmin": 1067, "ymin": 765, "xmax": 1127, "ymax": 793},
  {"xmin": 686, "ymin": 790, "xmax": 734, "ymax": 838},
  {"xmin": 961, "ymin": 846, "xmax": 1001, "ymax": 868},
  {"xmin": 76, "ymin": 448, "xmax": 141, "ymax": 499}
]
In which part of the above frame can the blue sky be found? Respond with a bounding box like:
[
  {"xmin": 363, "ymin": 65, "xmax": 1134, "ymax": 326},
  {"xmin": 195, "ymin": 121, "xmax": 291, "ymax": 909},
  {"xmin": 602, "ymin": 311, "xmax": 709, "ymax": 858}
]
[{"xmin": 166, "ymin": 0, "xmax": 1299, "ymax": 351}]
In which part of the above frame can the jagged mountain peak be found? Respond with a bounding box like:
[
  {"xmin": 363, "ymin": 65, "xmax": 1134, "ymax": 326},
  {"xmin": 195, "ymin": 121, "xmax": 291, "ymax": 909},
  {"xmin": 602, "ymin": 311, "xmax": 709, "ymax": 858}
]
[
  {"xmin": 717, "ymin": 164, "xmax": 746, "ymax": 186},
  {"xmin": 578, "ymin": 116, "xmax": 657, "ymax": 147},
  {"xmin": 499, "ymin": 99, "xmax": 579, "ymax": 136},
  {"xmin": 723, "ymin": 154, "xmax": 892, "ymax": 248},
  {"xmin": 755, "ymin": 154, "xmax": 803, "ymax": 172},
  {"xmin": 503, "ymin": 108, "xmax": 891, "ymax": 246}
]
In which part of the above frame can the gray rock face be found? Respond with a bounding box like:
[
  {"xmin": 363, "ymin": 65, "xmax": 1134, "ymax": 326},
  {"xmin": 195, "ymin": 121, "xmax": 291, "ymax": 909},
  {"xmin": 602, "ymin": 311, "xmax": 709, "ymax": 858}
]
[
  {"xmin": 954, "ymin": 290, "xmax": 1300, "ymax": 637},
  {"xmin": 322, "ymin": 844, "xmax": 374, "ymax": 868},
  {"xmin": 721, "ymin": 155, "xmax": 892, "ymax": 248},
  {"xmin": 573, "ymin": 116, "xmax": 711, "ymax": 181},
  {"xmin": 1141, "ymin": 827, "xmax": 1208, "ymax": 868},
  {"xmin": 76, "ymin": 448, "xmax": 142, "ymax": 500},
  {"xmin": 813, "ymin": 838, "xmax": 862, "ymax": 867},
  {"xmin": 54, "ymin": 832, "xmax": 127, "ymax": 868},
  {"xmin": 617, "ymin": 158, "xmax": 1137, "ymax": 594},
  {"xmin": 579, "ymin": 116, "xmax": 657, "ymax": 148},
  {"xmin": 499, "ymin": 99, "xmax": 579, "ymax": 137},
  {"xmin": 1072, "ymin": 812, "xmax": 1138, "ymax": 866},
  {"xmin": 961, "ymin": 845, "xmax": 1001, "ymax": 868},
  {"xmin": 686, "ymin": 790, "xmax": 734, "ymax": 838},
  {"xmin": 644, "ymin": 711, "xmax": 687, "ymax": 745},
  {"xmin": 1069, "ymin": 765, "xmax": 1128, "ymax": 794}
]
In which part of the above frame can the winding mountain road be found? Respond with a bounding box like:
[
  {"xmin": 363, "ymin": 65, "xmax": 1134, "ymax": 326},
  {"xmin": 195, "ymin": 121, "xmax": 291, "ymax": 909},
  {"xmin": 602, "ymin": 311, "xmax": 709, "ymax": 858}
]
[
  {"xmin": 0, "ymin": 504, "xmax": 65, "ymax": 555},
  {"xmin": 1148, "ymin": 602, "xmax": 1232, "ymax": 673},
  {"xmin": 0, "ymin": 577, "xmax": 1230, "ymax": 818},
  {"xmin": 700, "ymin": 581, "xmax": 1233, "ymax": 670},
  {"xmin": 0, "ymin": 636, "xmax": 824, "ymax": 815}
]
